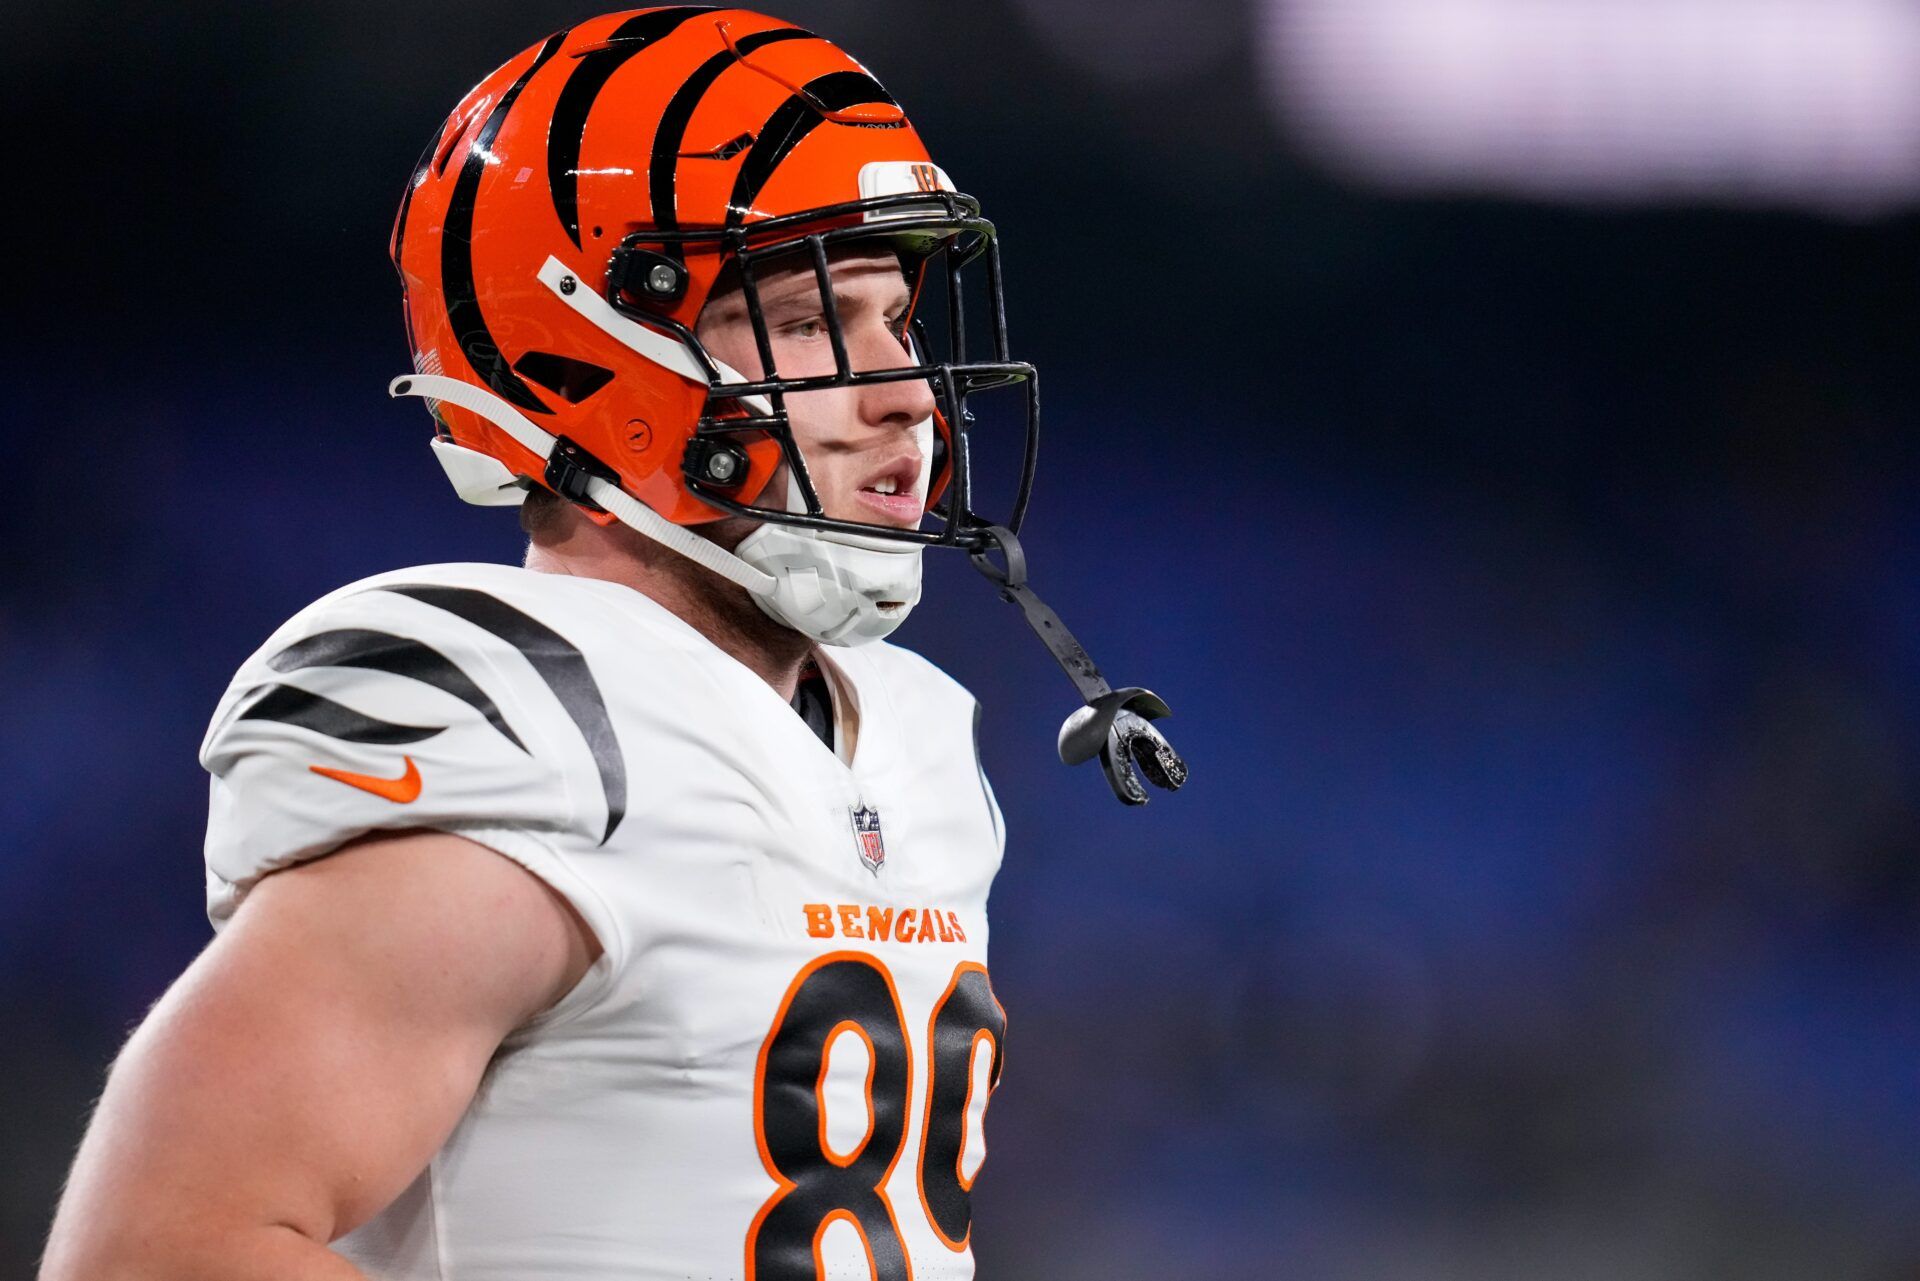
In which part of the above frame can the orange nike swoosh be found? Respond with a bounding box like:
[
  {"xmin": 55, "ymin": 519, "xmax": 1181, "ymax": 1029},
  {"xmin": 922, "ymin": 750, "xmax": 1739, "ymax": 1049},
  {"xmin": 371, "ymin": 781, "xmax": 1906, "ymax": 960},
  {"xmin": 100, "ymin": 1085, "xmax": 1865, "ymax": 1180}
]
[{"xmin": 309, "ymin": 756, "xmax": 422, "ymax": 803}]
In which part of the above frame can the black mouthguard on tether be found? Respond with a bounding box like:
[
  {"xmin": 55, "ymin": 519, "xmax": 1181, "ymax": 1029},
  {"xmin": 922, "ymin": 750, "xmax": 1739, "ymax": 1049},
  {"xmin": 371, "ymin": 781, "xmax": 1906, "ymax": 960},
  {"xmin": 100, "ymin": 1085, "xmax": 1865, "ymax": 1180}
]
[{"xmin": 966, "ymin": 526, "xmax": 1188, "ymax": 806}]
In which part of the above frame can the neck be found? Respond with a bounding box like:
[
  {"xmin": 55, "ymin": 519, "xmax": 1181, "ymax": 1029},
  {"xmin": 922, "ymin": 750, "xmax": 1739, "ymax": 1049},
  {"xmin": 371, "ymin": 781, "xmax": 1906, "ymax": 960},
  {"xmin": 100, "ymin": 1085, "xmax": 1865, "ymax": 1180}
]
[{"xmin": 524, "ymin": 508, "xmax": 814, "ymax": 701}]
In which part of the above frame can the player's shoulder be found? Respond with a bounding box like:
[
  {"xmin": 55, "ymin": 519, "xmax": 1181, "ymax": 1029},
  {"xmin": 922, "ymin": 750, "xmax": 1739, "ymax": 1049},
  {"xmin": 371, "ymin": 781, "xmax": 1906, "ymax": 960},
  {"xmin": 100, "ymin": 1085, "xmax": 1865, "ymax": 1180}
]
[
  {"xmin": 251, "ymin": 561, "xmax": 684, "ymax": 653},
  {"xmin": 201, "ymin": 562, "xmax": 694, "ymax": 763},
  {"xmin": 197, "ymin": 562, "xmax": 643, "ymax": 928},
  {"xmin": 228, "ymin": 562, "xmax": 692, "ymax": 682},
  {"xmin": 846, "ymin": 639, "xmax": 981, "ymax": 722}
]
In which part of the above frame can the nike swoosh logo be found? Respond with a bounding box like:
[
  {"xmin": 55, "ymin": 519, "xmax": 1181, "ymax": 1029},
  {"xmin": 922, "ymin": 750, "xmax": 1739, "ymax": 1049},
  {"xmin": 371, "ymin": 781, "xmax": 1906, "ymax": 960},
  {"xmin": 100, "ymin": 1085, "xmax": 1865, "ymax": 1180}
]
[{"xmin": 309, "ymin": 756, "xmax": 422, "ymax": 803}]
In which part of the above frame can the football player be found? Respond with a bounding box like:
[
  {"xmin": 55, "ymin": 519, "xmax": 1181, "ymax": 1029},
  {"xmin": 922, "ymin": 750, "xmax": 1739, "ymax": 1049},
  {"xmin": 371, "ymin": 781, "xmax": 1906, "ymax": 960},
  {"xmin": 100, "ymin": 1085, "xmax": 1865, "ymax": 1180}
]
[{"xmin": 41, "ymin": 9, "xmax": 1183, "ymax": 1281}]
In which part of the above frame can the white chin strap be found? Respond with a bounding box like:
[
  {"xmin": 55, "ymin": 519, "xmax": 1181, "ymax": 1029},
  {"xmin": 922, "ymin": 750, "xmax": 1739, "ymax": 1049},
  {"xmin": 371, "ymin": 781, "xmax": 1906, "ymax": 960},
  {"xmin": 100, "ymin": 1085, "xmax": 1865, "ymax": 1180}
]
[{"xmin": 392, "ymin": 373, "xmax": 923, "ymax": 647}]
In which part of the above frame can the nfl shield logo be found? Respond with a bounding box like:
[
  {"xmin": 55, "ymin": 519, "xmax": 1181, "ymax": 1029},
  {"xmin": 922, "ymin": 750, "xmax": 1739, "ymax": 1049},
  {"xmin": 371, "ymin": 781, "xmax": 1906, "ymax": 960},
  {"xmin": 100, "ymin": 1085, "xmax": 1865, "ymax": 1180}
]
[{"xmin": 849, "ymin": 804, "xmax": 886, "ymax": 876}]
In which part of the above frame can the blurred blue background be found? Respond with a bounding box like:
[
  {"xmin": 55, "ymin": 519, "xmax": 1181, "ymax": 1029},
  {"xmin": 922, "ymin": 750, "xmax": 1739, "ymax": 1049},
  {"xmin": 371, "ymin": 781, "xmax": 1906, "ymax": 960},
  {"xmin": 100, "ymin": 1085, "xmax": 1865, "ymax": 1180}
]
[{"xmin": 4, "ymin": 1, "xmax": 1917, "ymax": 1276}]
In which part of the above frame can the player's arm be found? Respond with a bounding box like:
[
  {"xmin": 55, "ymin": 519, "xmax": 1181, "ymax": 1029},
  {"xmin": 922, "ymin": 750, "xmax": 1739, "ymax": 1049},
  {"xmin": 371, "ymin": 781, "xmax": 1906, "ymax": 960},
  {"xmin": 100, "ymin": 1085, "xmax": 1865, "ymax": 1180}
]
[{"xmin": 39, "ymin": 829, "xmax": 599, "ymax": 1281}]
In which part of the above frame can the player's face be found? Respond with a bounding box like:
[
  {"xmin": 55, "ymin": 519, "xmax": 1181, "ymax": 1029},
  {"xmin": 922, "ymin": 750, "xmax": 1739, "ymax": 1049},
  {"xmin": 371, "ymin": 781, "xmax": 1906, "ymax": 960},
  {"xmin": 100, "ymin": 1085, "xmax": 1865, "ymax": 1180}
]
[{"xmin": 696, "ymin": 247, "xmax": 938, "ymax": 530}]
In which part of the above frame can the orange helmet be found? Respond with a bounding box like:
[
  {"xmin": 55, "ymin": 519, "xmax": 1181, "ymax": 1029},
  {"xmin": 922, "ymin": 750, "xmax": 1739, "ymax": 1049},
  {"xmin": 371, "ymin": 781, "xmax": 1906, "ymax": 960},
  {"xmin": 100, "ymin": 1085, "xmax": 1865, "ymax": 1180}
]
[{"xmin": 389, "ymin": 9, "xmax": 1033, "ymax": 575}]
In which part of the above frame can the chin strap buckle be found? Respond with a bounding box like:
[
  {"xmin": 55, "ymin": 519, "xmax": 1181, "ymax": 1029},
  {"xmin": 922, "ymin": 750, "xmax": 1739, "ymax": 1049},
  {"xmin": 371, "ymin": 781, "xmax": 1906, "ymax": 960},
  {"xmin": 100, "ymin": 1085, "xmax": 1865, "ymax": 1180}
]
[
  {"xmin": 543, "ymin": 436, "xmax": 619, "ymax": 512},
  {"xmin": 967, "ymin": 526, "xmax": 1188, "ymax": 806}
]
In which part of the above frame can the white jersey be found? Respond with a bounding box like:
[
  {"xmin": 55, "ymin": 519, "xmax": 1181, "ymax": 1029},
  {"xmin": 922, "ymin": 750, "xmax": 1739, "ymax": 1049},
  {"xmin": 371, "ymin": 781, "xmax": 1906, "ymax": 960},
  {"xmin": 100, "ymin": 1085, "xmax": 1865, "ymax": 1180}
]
[{"xmin": 198, "ymin": 562, "xmax": 1007, "ymax": 1281}]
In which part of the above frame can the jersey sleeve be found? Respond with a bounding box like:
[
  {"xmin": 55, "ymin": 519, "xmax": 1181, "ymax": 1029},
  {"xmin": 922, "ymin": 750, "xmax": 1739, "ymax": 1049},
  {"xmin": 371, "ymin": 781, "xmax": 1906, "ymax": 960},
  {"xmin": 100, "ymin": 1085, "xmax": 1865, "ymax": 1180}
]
[{"xmin": 197, "ymin": 576, "xmax": 624, "ymax": 980}]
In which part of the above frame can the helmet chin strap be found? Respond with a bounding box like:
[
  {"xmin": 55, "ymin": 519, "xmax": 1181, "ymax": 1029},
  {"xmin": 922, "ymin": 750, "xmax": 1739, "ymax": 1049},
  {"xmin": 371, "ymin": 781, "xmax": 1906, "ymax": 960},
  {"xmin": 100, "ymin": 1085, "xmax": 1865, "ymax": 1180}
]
[{"xmin": 390, "ymin": 374, "xmax": 921, "ymax": 646}]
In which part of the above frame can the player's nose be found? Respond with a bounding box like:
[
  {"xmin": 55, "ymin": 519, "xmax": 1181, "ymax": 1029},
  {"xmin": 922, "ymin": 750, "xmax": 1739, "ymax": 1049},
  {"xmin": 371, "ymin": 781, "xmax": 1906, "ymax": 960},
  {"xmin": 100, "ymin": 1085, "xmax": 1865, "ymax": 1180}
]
[{"xmin": 850, "ymin": 323, "xmax": 938, "ymax": 429}]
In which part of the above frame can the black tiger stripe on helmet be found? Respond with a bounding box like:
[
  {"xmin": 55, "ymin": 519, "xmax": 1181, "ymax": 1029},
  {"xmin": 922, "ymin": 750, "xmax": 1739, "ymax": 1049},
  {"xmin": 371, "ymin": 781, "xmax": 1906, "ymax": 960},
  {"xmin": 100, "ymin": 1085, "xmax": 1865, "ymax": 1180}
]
[
  {"xmin": 724, "ymin": 70, "xmax": 902, "ymax": 225},
  {"xmin": 441, "ymin": 27, "xmax": 573, "ymax": 417},
  {"xmin": 648, "ymin": 25, "xmax": 818, "ymax": 259},
  {"xmin": 547, "ymin": 6, "xmax": 717, "ymax": 251}
]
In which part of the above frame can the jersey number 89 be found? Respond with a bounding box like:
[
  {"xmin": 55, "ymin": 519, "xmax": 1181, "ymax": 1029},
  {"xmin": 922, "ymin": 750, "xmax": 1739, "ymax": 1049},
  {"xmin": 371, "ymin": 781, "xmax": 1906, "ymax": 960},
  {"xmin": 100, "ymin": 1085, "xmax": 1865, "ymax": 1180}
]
[{"xmin": 748, "ymin": 953, "xmax": 1006, "ymax": 1280}]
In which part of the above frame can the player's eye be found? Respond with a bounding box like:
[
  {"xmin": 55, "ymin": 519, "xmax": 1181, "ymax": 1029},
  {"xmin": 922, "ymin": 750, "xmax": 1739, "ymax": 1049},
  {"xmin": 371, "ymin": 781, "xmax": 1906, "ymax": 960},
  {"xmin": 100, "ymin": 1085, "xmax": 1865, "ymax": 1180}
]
[{"xmin": 780, "ymin": 316, "xmax": 826, "ymax": 339}]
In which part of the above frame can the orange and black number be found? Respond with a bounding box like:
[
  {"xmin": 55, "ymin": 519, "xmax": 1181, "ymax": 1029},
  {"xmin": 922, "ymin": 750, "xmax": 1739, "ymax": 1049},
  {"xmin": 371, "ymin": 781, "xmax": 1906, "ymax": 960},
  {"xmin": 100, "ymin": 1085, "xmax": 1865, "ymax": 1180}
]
[
  {"xmin": 748, "ymin": 954, "xmax": 912, "ymax": 1280},
  {"xmin": 917, "ymin": 963, "xmax": 1006, "ymax": 1252}
]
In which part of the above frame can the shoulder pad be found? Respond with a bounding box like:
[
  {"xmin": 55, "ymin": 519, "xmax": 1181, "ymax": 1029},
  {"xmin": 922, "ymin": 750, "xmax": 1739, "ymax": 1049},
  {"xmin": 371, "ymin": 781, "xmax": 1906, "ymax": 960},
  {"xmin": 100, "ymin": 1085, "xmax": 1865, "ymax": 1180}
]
[{"xmin": 201, "ymin": 570, "xmax": 629, "ymax": 911}]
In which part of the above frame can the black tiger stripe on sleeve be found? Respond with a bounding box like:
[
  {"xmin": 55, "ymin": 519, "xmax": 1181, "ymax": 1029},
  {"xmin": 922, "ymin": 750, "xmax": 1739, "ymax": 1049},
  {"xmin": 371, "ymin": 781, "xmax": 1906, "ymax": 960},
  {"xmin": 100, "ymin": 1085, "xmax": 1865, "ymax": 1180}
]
[
  {"xmin": 377, "ymin": 584, "xmax": 628, "ymax": 845},
  {"xmin": 268, "ymin": 628, "xmax": 529, "ymax": 754},
  {"xmin": 236, "ymin": 685, "xmax": 446, "ymax": 746}
]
